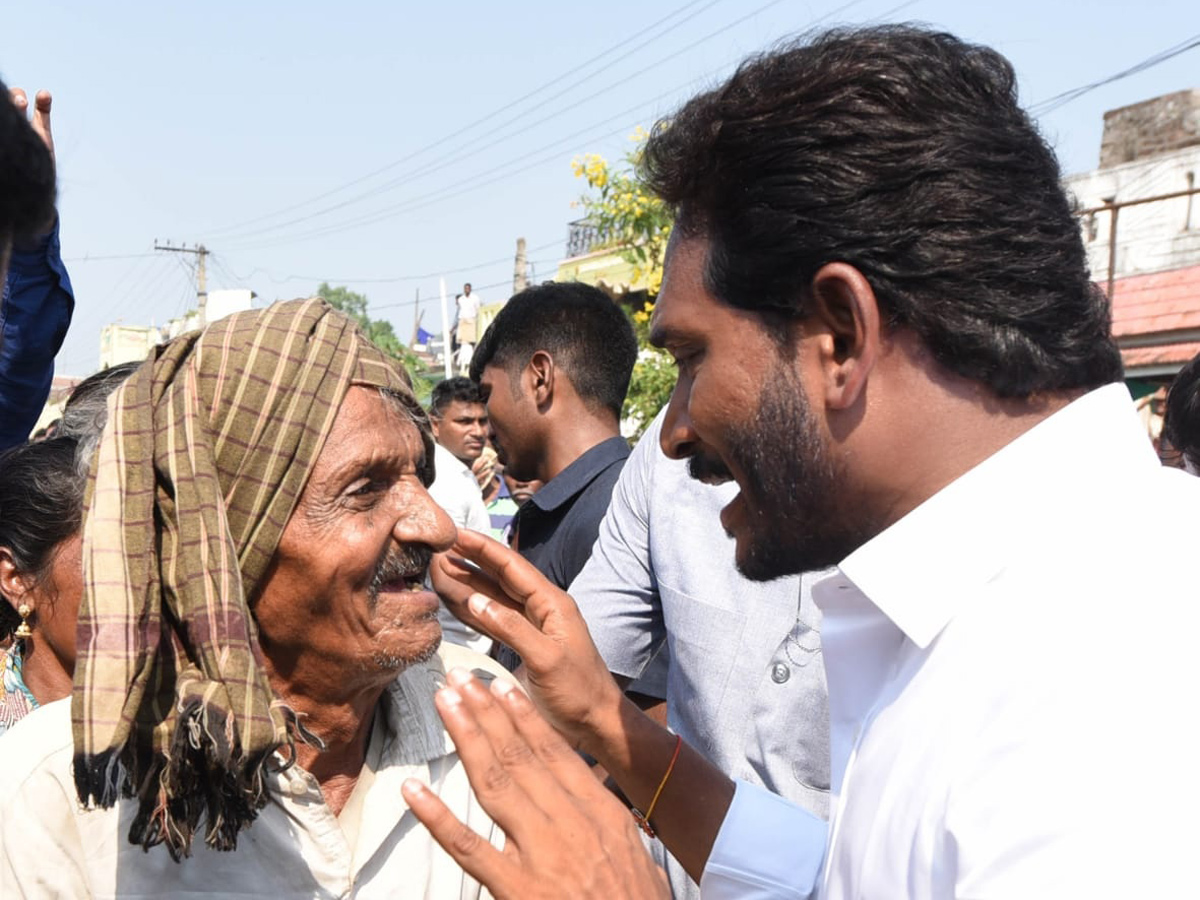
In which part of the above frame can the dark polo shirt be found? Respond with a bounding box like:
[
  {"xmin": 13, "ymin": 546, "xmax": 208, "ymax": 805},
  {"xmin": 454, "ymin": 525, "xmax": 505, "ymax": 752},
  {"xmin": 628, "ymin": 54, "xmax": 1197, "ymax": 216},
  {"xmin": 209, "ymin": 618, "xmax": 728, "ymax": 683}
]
[{"xmin": 513, "ymin": 435, "xmax": 631, "ymax": 590}]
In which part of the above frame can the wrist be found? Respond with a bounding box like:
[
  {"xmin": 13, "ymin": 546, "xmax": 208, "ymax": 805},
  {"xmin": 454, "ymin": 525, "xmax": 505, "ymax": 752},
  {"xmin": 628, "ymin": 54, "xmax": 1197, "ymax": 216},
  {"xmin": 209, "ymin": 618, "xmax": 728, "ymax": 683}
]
[{"xmin": 575, "ymin": 678, "xmax": 635, "ymax": 761}]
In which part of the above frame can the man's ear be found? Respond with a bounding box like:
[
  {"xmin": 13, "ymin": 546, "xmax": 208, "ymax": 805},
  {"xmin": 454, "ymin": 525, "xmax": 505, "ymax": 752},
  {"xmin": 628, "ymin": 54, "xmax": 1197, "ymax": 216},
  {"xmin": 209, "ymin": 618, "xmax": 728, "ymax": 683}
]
[
  {"xmin": 428, "ymin": 415, "xmax": 442, "ymax": 440},
  {"xmin": 0, "ymin": 547, "xmax": 32, "ymax": 607},
  {"xmin": 528, "ymin": 351, "xmax": 555, "ymax": 409},
  {"xmin": 807, "ymin": 262, "xmax": 882, "ymax": 411}
]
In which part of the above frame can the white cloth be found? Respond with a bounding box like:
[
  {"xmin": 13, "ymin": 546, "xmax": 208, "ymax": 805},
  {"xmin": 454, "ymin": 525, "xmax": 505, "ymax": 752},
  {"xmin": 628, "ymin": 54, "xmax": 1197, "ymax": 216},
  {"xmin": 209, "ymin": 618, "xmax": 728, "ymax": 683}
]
[
  {"xmin": 456, "ymin": 293, "xmax": 479, "ymax": 323},
  {"xmin": 708, "ymin": 383, "xmax": 1200, "ymax": 898},
  {"xmin": 0, "ymin": 644, "xmax": 509, "ymax": 899},
  {"xmin": 428, "ymin": 442, "xmax": 493, "ymax": 654},
  {"xmin": 571, "ymin": 410, "xmax": 830, "ymax": 899}
]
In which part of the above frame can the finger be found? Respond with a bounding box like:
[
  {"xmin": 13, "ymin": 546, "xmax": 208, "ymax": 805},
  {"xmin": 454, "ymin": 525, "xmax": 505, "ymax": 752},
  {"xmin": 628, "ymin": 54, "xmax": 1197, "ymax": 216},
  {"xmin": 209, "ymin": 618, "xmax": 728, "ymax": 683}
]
[
  {"xmin": 431, "ymin": 552, "xmax": 527, "ymax": 637},
  {"xmin": 452, "ymin": 529, "xmax": 578, "ymax": 630},
  {"xmin": 9, "ymin": 88, "xmax": 28, "ymax": 112},
  {"xmin": 30, "ymin": 89, "xmax": 53, "ymax": 156},
  {"xmin": 446, "ymin": 668, "xmax": 576, "ymax": 813},
  {"xmin": 433, "ymin": 683, "xmax": 546, "ymax": 830},
  {"xmin": 489, "ymin": 675, "xmax": 604, "ymax": 796},
  {"xmin": 401, "ymin": 777, "xmax": 516, "ymax": 896}
]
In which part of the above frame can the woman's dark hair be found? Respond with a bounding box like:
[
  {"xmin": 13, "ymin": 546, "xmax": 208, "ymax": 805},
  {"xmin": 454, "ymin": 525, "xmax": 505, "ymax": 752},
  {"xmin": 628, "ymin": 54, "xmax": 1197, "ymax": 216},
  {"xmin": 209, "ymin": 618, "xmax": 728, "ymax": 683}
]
[
  {"xmin": 640, "ymin": 24, "xmax": 1124, "ymax": 398},
  {"xmin": 0, "ymin": 437, "xmax": 84, "ymax": 639}
]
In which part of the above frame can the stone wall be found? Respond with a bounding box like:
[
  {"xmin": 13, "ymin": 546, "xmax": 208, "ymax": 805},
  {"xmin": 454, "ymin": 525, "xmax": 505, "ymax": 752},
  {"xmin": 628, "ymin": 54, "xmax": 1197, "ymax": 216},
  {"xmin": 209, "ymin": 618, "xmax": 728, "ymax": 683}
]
[{"xmin": 1100, "ymin": 89, "xmax": 1200, "ymax": 168}]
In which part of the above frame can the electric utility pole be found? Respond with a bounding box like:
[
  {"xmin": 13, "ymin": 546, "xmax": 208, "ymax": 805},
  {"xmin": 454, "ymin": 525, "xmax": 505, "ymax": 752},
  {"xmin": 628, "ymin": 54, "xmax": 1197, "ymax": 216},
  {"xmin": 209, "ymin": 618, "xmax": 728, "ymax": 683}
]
[{"xmin": 155, "ymin": 241, "xmax": 209, "ymax": 324}]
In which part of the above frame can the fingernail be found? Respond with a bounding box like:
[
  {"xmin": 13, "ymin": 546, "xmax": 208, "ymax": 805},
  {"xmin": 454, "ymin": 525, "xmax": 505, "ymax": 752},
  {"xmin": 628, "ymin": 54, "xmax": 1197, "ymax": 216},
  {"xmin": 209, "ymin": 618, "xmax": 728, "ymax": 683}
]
[
  {"xmin": 402, "ymin": 778, "xmax": 428, "ymax": 797},
  {"xmin": 446, "ymin": 666, "xmax": 473, "ymax": 687},
  {"xmin": 438, "ymin": 687, "xmax": 463, "ymax": 707},
  {"xmin": 491, "ymin": 677, "xmax": 515, "ymax": 698},
  {"xmin": 468, "ymin": 593, "xmax": 489, "ymax": 615}
]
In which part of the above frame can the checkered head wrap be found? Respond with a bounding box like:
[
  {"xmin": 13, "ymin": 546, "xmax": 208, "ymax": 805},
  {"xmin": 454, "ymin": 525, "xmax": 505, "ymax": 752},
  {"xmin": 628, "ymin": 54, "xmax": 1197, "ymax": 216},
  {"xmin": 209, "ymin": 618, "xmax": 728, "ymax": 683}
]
[{"xmin": 71, "ymin": 298, "xmax": 432, "ymax": 859}]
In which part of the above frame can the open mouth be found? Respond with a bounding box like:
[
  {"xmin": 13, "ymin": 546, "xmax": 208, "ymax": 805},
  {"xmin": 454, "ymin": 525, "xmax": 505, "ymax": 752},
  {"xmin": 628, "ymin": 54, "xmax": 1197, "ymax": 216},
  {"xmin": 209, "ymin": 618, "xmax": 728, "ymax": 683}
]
[
  {"xmin": 371, "ymin": 546, "xmax": 434, "ymax": 597},
  {"xmin": 377, "ymin": 574, "xmax": 428, "ymax": 593}
]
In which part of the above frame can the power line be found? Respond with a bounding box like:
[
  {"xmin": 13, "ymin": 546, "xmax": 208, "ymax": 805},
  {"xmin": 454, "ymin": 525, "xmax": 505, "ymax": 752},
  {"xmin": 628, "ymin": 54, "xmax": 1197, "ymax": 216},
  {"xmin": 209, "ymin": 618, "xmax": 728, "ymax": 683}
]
[
  {"xmin": 212, "ymin": 0, "xmax": 805, "ymax": 246},
  {"xmin": 1030, "ymin": 33, "xmax": 1200, "ymax": 116},
  {"xmin": 215, "ymin": 240, "xmax": 562, "ymax": 287},
  {"xmin": 62, "ymin": 251, "xmax": 157, "ymax": 263},
  {"xmin": 200, "ymin": 0, "xmax": 723, "ymax": 238}
]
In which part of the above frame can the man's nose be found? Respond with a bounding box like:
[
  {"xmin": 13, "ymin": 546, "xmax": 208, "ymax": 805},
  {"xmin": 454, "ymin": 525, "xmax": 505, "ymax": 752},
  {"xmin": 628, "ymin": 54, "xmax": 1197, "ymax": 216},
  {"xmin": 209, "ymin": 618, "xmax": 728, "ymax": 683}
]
[
  {"xmin": 394, "ymin": 484, "xmax": 457, "ymax": 551},
  {"xmin": 660, "ymin": 381, "xmax": 698, "ymax": 461}
]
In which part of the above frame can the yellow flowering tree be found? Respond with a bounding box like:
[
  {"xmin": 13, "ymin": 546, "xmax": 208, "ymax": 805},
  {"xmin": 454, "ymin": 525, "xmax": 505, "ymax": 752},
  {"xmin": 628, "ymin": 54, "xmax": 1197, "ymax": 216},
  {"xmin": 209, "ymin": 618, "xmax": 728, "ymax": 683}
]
[{"xmin": 573, "ymin": 134, "xmax": 676, "ymax": 438}]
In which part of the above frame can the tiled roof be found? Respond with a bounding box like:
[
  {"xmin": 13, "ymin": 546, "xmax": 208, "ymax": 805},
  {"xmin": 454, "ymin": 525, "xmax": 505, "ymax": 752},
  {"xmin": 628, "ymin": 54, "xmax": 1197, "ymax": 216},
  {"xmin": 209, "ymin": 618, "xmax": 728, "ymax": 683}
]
[
  {"xmin": 1121, "ymin": 340, "xmax": 1200, "ymax": 369},
  {"xmin": 1109, "ymin": 264, "xmax": 1200, "ymax": 338}
]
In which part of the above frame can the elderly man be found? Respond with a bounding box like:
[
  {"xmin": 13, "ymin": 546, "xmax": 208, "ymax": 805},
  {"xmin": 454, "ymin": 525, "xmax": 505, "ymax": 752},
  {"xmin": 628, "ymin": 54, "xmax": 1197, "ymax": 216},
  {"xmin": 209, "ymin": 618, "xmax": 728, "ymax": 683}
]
[
  {"xmin": 404, "ymin": 25, "xmax": 1199, "ymax": 899},
  {"xmin": 0, "ymin": 299, "xmax": 505, "ymax": 898}
]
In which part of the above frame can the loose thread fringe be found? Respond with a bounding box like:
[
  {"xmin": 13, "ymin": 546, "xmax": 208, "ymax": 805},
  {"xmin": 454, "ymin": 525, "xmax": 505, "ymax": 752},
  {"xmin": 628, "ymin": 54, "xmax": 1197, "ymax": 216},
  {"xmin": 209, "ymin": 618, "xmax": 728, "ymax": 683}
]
[{"xmin": 73, "ymin": 699, "xmax": 295, "ymax": 860}]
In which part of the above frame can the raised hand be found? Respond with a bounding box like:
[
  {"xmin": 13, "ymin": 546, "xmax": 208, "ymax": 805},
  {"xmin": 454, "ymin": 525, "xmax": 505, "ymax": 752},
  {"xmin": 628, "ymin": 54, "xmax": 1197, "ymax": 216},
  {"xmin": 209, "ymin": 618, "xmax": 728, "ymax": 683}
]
[
  {"xmin": 8, "ymin": 88, "xmax": 54, "ymax": 166},
  {"xmin": 8, "ymin": 88, "xmax": 56, "ymax": 234},
  {"xmin": 401, "ymin": 667, "xmax": 670, "ymax": 900},
  {"xmin": 430, "ymin": 529, "xmax": 626, "ymax": 752}
]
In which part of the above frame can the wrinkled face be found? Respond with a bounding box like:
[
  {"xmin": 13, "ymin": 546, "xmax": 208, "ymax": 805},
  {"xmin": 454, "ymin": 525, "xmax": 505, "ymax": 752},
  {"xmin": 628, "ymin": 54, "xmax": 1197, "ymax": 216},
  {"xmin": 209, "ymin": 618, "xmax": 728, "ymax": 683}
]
[
  {"xmin": 254, "ymin": 387, "xmax": 456, "ymax": 684},
  {"xmin": 478, "ymin": 364, "xmax": 539, "ymax": 483},
  {"xmin": 431, "ymin": 400, "xmax": 488, "ymax": 464},
  {"xmin": 652, "ymin": 236, "xmax": 867, "ymax": 579}
]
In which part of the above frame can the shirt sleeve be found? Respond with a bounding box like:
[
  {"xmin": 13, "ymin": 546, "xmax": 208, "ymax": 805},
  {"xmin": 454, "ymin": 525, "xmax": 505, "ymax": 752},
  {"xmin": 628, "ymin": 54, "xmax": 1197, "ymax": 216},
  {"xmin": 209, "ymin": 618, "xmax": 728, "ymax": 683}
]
[
  {"xmin": 569, "ymin": 416, "xmax": 666, "ymax": 688},
  {"xmin": 0, "ymin": 218, "xmax": 75, "ymax": 449},
  {"xmin": 700, "ymin": 780, "xmax": 827, "ymax": 900}
]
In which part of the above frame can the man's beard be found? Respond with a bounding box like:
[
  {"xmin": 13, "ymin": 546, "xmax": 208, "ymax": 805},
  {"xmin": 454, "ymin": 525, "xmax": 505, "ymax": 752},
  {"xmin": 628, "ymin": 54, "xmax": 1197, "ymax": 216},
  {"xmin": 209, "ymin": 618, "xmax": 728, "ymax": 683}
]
[{"xmin": 693, "ymin": 363, "xmax": 875, "ymax": 581}]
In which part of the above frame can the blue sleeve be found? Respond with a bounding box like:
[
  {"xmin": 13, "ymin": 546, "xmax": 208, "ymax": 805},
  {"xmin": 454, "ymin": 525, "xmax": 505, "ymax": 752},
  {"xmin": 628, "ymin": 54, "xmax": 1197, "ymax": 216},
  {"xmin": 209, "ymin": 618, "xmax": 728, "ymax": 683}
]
[
  {"xmin": 700, "ymin": 780, "xmax": 827, "ymax": 900},
  {"xmin": 0, "ymin": 219, "xmax": 75, "ymax": 449}
]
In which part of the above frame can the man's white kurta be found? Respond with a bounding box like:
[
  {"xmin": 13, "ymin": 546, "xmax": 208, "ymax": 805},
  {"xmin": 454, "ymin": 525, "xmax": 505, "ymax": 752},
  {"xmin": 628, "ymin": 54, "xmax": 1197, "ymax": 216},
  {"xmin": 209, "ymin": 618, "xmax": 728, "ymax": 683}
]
[{"xmin": 0, "ymin": 645, "xmax": 506, "ymax": 899}]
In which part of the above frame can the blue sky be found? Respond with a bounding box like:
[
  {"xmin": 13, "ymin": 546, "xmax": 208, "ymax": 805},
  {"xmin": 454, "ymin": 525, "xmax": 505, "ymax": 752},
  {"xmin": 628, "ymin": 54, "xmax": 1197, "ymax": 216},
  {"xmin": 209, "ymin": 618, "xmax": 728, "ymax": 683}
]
[{"xmin": 3, "ymin": 0, "xmax": 1197, "ymax": 376}]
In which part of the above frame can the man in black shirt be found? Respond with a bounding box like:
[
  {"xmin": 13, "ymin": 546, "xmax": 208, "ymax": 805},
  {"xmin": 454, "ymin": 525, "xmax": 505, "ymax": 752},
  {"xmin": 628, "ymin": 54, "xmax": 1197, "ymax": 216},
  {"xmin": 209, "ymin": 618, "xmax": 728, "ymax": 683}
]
[{"xmin": 470, "ymin": 282, "xmax": 637, "ymax": 592}]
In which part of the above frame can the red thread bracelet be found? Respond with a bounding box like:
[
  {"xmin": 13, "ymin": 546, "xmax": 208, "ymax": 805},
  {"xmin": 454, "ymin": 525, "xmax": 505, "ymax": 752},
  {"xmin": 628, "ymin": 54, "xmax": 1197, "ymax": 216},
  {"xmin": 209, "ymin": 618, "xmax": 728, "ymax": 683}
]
[{"xmin": 632, "ymin": 734, "xmax": 684, "ymax": 838}]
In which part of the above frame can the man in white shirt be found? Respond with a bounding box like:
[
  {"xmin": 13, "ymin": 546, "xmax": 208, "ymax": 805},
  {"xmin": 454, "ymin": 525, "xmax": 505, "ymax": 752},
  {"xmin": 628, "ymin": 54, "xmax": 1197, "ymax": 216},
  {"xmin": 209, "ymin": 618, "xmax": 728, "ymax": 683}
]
[
  {"xmin": 404, "ymin": 24, "xmax": 1200, "ymax": 899},
  {"xmin": 426, "ymin": 376, "xmax": 493, "ymax": 653}
]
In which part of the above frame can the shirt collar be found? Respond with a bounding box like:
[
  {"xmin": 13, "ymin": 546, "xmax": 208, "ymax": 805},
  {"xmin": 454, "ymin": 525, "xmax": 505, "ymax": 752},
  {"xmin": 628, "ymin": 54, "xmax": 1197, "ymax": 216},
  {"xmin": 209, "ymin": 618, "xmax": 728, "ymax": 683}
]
[
  {"xmin": 531, "ymin": 436, "xmax": 630, "ymax": 513},
  {"xmin": 835, "ymin": 383, "xmax": 1155, "ymax": 649},
  {"xmin": 376, "ymin": 654, "xmax": 456, "ymax": 765}
]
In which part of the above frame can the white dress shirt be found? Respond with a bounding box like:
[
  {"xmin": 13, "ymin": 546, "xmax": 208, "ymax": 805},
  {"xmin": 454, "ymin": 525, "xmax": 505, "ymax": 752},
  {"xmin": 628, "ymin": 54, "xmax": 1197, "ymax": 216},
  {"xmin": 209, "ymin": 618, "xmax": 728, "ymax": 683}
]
[
  {"xmin": 428, "ymin": 442, "xmax": 493, "ymax": 654},
  {"xmin": 704, "ymin": 383, "xmax": 1200, "ymax": 898},
  {"xmin": 0, "ymin": 644, "xmax": 508, "ymax": 899}
]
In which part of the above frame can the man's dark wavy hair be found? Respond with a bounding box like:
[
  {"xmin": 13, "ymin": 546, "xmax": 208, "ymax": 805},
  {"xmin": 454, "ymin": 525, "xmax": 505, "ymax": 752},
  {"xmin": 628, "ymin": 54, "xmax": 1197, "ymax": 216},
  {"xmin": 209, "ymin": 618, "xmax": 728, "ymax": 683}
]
[
  {"xmin": 0, "ymin": 76, "xmax": 56, "ymax": 243},
  {"xmin": 1164, "ymin": 352, "xmax": 1200, "ymax": 471},
  {"xmin": 470, "ymin": 281, "xmax": 637, "ymax": 419},
  {"xmin": 640, "ymin": 25, "xmax": 1124, "ymax": 398}
]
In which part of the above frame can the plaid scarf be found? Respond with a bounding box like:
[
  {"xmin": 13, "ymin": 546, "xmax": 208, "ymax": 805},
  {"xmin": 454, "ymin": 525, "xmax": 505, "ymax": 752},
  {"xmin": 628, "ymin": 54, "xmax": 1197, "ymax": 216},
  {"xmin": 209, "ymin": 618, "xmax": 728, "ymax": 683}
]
[{"xmin": 72, "ymin": 298, "xmax": 431, "ymax": 859}]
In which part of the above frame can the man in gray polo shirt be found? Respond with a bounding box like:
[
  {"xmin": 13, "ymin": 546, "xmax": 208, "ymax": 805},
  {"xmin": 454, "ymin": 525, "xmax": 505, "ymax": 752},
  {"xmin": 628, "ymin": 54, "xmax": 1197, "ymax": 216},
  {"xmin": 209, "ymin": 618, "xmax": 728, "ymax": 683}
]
[{"xmin": 571, "ymin": 408, "xmax": 830, "ymax": 898}]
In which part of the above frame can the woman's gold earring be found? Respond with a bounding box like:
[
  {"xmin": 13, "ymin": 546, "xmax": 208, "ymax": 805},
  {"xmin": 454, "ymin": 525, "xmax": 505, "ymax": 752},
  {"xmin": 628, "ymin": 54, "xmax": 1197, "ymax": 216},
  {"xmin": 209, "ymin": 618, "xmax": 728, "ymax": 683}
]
[{"xmin": 14, "ymin": 604, "xmax": 33, "ymax": 640}]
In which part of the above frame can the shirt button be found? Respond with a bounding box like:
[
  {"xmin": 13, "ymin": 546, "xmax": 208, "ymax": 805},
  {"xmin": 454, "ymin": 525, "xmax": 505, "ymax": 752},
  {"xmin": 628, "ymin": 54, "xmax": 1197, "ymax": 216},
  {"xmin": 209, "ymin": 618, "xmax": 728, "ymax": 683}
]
[
  {"xmin": 771, "ymin": 662, "xmax": 791, "ymax": 684},
  {"xmin": 289, "ymin": 778, "xmax": 309, "ymax": 798}
]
